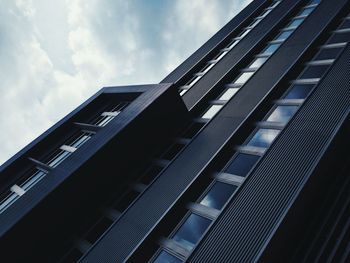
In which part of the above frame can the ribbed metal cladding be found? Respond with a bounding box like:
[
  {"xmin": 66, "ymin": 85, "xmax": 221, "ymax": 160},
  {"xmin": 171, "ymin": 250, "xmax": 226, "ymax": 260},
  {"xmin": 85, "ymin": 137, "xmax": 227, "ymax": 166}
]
[{"xmin": 189, "ymin": 45, "xmax": 350, "ymax": 262}]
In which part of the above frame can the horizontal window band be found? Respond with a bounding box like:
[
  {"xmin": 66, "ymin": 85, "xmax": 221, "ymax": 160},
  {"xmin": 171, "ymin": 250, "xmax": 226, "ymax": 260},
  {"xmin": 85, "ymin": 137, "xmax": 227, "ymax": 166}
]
[
  {"xmin": 158, "ymin": 238, "xmax": 190, "ymax": 260},
  {"xmin": 291, "ymin": 78, "xmax": 320, "ymax": 84},
  {"xmin": 256, "ymin": 121, "xmax": 285, "ymax": 130},
  {"xmin": 187, "ymin": 203, "xmax": 220, "ymax": 220},
  {"xmin": 274, "ymin": 99, "xmax": 304, "ymax": 106},
  {"xmin": 306, "ymin": 59, "xmax": 335, "ymax": 66},
  {"xmin": 320, "ymin": 42, "xmax": 347, "ymax": 49},
  {"xmin": 333, "ymin": 28, "xmax": 350, "ymax": 34}
]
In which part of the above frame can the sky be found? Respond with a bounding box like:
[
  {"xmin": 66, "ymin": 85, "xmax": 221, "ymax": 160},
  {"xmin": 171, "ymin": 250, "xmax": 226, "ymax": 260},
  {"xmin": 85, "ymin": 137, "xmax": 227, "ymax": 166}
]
[{"xmin": 0, "ymin": 0, "xmax": 252, "ymax": 165}]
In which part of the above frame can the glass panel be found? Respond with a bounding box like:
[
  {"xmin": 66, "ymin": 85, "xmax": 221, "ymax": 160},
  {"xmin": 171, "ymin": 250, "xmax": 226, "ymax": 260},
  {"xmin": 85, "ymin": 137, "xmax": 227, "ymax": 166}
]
[
  {"xmin": 173, "ymin": 214, "xmax": 211, "ymax": 250},
  {"xmin": 284, "ymin": 84, "xmax": 314, "ymax": 99},
  {"xmin": 339, "ymin": 19, "xmax": 350, "ymax": 30},
  {"xmin": 21, "ymin": 170, "xmax": 47, "ymax": 190},
  {"xmin": 179, "ymin": 89, "xmax": 187, "ymax": 96},
  {"xmin": 200, "ymin": 182, "xmax": 237, "ymax": 210},
  {"xmin": 200, "ymin": 63, "xmax": 215, "ymax": 74},
  {"xmin": 225, "ymin": 153, "xmax": 260, "ymax": 177},
  {"xmin": 274, "ymin": 30, "xmax": 293, "ymax": 41},
  {"xmin": 308, "ymin": 0, "xmax": 321, "ymax": 4},
  {"xmin": 97, "ymin": 116, "xmax": 114, "ymax": 127},
  {"xmin": 327, "ymin": 32, "xmax": 350, "ymax": 44},
  {"xmin": 248, "ymin": 18, "xmax": 262, "ymax": 28},
  {"xmin": 266, "ymin": 105, "xmax": 299, "ymax": 124},
  {"xmin": 248, "ymin": 57, "xmax": 268, "ymax": 69},
  {"xmin": 227, "ymin": 39, "xmax": 240, "ymax": 49},
  {"xmin": 300, "ymin": 65, "xmax": 329, "ymax": 79},
  {"xmin": 261, "ymin": 43, "xmax": 281, "ymax": 55},
  {"xmin": 270, "ymin": 1, "xmax": 281, "ymax": 8},
  {"xmin": 288, "ymin": 18, "xmax": 304, "ymax": 28},
  {"xmin": 48, "ymin": 151, "xmax": 71, "ymax": 168},
  {"xmin": 201, "ymin": 105, "xmax": 223, "ymax": 119},
  {"xmin": 153, "ymin": 251, "xmax": 182, "ymax": 263},
  {"xmin": 233, "ymin": 72, "xmax": 254, "ymax": 85},
  {"xmin": 187, "ymin": 75, "xmax": 202, "ymax": 87},
  {"xmin": 238, "ymin": 28, "xmax": 251, "ymax": 38},
  {"xmin": 0, "ymin": 193, "xmax": 19, "ymax": 213},
  {"xmin": 218, "ymin": 88, "xmax": 239, "ymax": 101},
  {"xmin": 298, "ymin": 7, "xmax": 314, "ymax": 17},
  {"xmin": 71, "ymin": 134, "xmax": 91, "ymax": 148},
  {"xmin": 213, "ymin": 50, "xmax": 229, "ymax": 61},
  {"xmin": 259, "ymin": 8, "xmax": 272, "ymax": 17},
  {"xmin": 315, "ymin": 47, "xmax": 342, "ymax": 60},
  {"xmin": 247, "ymin": 129, "xmax": 280, "ymax": 148}
]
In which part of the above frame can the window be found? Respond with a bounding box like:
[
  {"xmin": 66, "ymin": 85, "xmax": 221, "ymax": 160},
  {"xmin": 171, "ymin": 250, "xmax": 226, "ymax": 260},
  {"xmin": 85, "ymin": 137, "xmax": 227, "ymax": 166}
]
[
  {"xmin": 218, "ymin": 88, "xmax": 239, "ymax": 101},
  {"xmin": 297, "ymin": 7, "xmax": 314, "ymax": 17},
  {"xmin": 187, "ymin": 75, "xmax": 202, "ymax": 87},
  {"xmin": 266, "ymin": 105, "xmax": 299, "ymax": 124},
  {"xmin": 213, "ymin": 50, "xmax": 229, "ymax": 61},
  {"xmin": 248, "ymin": 18, "xmax": 262, "ymax": 28},
  {"xmin": 284, "ymin": 84, "xmax": 314, "ymax": 99},
  {"xmin": 224, "ymin": 153, "xmax": 260, "ymax": 177},
  {"xmin": 199, "ymin": 63, "xmax": 215, "ymax": 74},
  {"xmin": 288, "ymin": 18, "xmax": 304, "ymax": 28},
  {"xmin": 327, "ymin": 32, "xmax": 350, "ymax": 44},
  {"xmin": 172, "ymin": 214, "xmax": 211, "ymax": 250},
  {"xmin": 153, "ymin": 251, "xmax": 182, "ymax": 263},
  {"xmin": 270, "ymin": 1, "xmax": 281, "ymax": 8},
  {"xmin": 315, "ymin": 47, "xmax": 342, "ymax": 60},
  {"xmin": 21, "ymin": 170, "xmax": 47, "ymax": 191},
  {"xmin": 259, "ymin": 8, "xmax": 272, "ymax": 18},
  {"xmin": 227, "ymin": 39, "xmax": 240, "ymax": 49},
  {"xmin": 179, "ymin": 89, "xmax": 188, "ymax": 96},
  {"xmin": 238, "ymin": 28, "xmax": 251, "ymax": 38},
  {"xmin": 248, "ymin": 57, "xmax": 268, "ymax": 69},
  {"xmin": 233, "ymin": 72, "xmax": 254, "ymax": 85},
  {"xmin": 201, "ymin": 105, "xmax": 223, "ymax": 119},
  {"xmin": 246, "ymin": 129, "xmax": 280, "ymax": 148},
  {"xmin": 308, "ymin": 0, "xmax": 321, "ymax": 4},
  {"xmin": 261, "ymin": 43, "xmax": 281, "ymax": 55},
  {"xmin": 48, "ymin": 150, "xmax": 71, "ymax": 168},
  {"xmin": 300, "ymin": 65, "xmax": 329, "ymax": 78},
  {"xmin": 70, "ymin": 134, "xmax": 91, "ymax": 148},
  {"xmin": 200, "ymin": 182, "xmax": 237, "ymax": 210},
  {"xmin": 274, "ymin": 30, "xmax": 293, "ymax": 41}
]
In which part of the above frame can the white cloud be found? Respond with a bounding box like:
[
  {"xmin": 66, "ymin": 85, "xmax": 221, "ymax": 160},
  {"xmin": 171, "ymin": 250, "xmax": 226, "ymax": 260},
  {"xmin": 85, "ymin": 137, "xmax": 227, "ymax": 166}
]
[{"xmin": 0, "ymin": 0, "xmax": 252, "ymax": 165}]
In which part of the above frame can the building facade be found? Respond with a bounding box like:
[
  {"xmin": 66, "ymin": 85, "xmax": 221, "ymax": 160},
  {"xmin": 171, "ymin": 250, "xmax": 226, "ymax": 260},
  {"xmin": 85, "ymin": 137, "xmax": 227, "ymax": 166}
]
[{"xmin": 0, "ymin": 0, "xmax": 350, "ymax": 262}]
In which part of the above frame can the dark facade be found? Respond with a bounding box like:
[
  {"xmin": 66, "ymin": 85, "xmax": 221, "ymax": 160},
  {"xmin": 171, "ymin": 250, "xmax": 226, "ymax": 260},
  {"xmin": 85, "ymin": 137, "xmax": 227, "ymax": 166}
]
[{"xmin": 0, "ymin": 0, "xmax": 349, "ymax": 262}]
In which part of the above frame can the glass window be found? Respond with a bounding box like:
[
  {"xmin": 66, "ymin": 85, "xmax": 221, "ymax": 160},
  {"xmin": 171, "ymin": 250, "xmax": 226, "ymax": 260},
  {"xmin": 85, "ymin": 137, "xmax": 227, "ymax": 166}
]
[
  {"xmin": 288, "ymin": 18, "xmax": 304, "ymax": 28},
  {"xmin": 248, "ymin": 57, "xmax": 268, "ymax": 69},
  {"xmin": 261, "ymin": 43, "xmax": 281, "ymax": 55},
  {"xmin": 218, "ymin": 88, "xmax": 239, "ymax": 101},
  {"xmin": 340, "ymin": 19, "xmax": 350, "ymax": 30},
  {"xmin": 200, "ymin": 182, "xmax": 237, "ymax": 210},
  {"xmin": 284, "ymin": 84, "xmax": 314, "ymax": 99},
  {"xmin": 213, "ymin": 50, "xmax": 229, "ymax": 61},
  {"xmin": 327, "ymin": 32, "xmax": 350, "ymax": 44},
  {"xmin": 48, "ymin": 151, "xmax": 71, "ymax": 168},
  {"xmin": 308, "ymin": 0, "xmax": 321, "ymax": 4},
  {"xmin": 22, "ymin": 170, "xmax": 47, "ymax": 191},
  {"xmin": 187, "ymin": 75, "xmax": 202, "ymax": 87},
  {"xmin": 225, "ymin": 153, "xmax": 260, "ymax": 177},
  {"xmin": 270, "ymin": 1, "xmax": 281, "ymax": 8},
  {"xmin": 238, "ymin": 28, "xmax": 251, "ymax": 38},
  {"xmin": 71, "ymin": 134, "xmax": 91, "ymax": 148},
  {"xmin": 274, "ymin": 30, "xmax": 293, "ymax": 41},
  {"xmin": 227, "ymin": 39, "xmax": 240, "ymax": 49},
  {"xmin": 233, "ymin": 72, "xmax": 254, "ymax": 85},
  {"xmin": 247, "ymin": 129, "xmax": 280, "ymax": 148},
  {"xmin": 297, "ymin": 7, "xmax": 314, "ymax": 17},
  {"xmin": 153, "ymin": 251, "xmax": 182, "ymax": 263},
  {"xmin": 315, "ymin": 47, "xmax": 342, "ymax": 60},
  {"xmin": 201, "ymin": 105, "xmax": 223, "ymax": 119},
  {"xmin": 266, "ymin": 105, "xmax": 299, "ymax": 124},
  {"xmin": 248, "ymin": 18, "xmax": 262, "ymax": 28},
  {"xmin": 173, "ymin": 214, "xmax": 211, "ymax": 250},
  {"xmin": 179, "ymin": 89, "xmax": 187, "ymax": 96},
  {"xmin": 300, "ymin": 65, "xmax": 329, "ymax": 79},
  {"xmin": 200, "ymin": 63, "xmax": 215, "ymax": 74},
  {"xmin": 259, "ymin": 8, "xmax": 272, "ymax": 18}
]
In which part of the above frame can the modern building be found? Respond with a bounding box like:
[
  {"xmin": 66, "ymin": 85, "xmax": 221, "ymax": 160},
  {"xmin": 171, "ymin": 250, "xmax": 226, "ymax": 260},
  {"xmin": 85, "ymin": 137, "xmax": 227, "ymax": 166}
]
[{"xmin": 0, "ymin": 0, "xmax": 350, "ymax": 262}]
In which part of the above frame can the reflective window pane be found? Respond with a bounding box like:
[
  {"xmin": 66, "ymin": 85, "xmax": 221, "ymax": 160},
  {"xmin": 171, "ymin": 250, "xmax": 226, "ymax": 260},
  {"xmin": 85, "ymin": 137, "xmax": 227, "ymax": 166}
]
[
  {"xmin": 218, "ymin": 88, "xmax": 239, "ymax": 101},
  {"xmin": 261, "ymin": 43, "xmax": 281, "ymax": 55},
  {"xmin": 233, "ymin": 72, "xmax": 254, "ymax": 85},
  {"xmin": 327, "ymin": 32, "xmax": 350, "ymax": 44},
  {"xmin": 247, "ymin": 129, "xmax": 280, "ymax": 148},
  {"xmin": 249, "ymin": 57, "xmax": 268, "ymax": 69},
  {"xmin": 238, "ymin": 28, "xmax": 251, "ymax": 38},
  {"xmin": 284, "ymin": 84, "xmax": 314, "ymax": 99},
  {"xmin": 227, "ymin": 39, "xmax": 239, "ymax": 49},
  {"xmin": 308, "ymin": 0, "xmax": 321, "ymax": 4},
  {"xmin": 259, "ymin": 8, "xmax": 272, "ymax": 17},
  {"xmin": 315, "ymin": 47, "xmax": 342, "ymax": 60},
  {"xmin": 288, "ymin": 18, "xmax": 304, "ymax": 28},
  {"xmin": 202, "ymin": 105, "xmax": 223, "ymax": 119},
  {"xmin": 153, "ymin": 251, "xmax": 182, "ymax": 263},
  {"xmin": 274, "ymin": 30, "xmax": 293, "ymax": 41},
  {"xmin": 173, "ymin": 214, "xmax": 211, "ymax": 250},
  {"xmin": 213, "ymin": 50, "xmax": 229, "ymax": 61},
  {"xmin": 187, "ymin": 75, "xmax": 202, "ymax": 87},
  {"xmin": 266, "ymin": 105, "xmax": 299, "ymax": 124},
  {"xmin": 300, "ymin": 65, "xmax": 329, "ymax": 79},
  {"xmin": 48, "ymin": 151, "xmax": 71, "ymax": 168},
  {"xmin": 248, "ymin": 18, "xmax": 262, "ymax": 28},
  {"xmin": 298, "ymin": 7, "xmax": 314, "ymax": 17},
  {"xmin": 225, "ymin": 153, "xmax": 260, "ymax": 177},
  {"xmin": 200, "ymin": 63, "xmax": 215, "ymax": 74},
  {"xmin": 200, "ymin": 182, "xmax": 237, "ymax": 210}
]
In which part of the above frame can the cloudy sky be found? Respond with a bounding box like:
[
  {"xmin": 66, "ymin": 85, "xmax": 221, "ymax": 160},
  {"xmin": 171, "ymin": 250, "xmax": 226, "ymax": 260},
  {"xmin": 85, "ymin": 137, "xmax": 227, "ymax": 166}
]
[{"xmin": 0, "ymin": 0, "xmax": 252, "ymax": 165}]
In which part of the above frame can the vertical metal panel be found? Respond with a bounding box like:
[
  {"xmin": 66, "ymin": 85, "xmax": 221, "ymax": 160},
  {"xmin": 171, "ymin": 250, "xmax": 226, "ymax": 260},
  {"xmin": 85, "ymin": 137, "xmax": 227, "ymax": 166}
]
[{"xmin": 189, "ymin": 42, "xmax": 350, "ymax": 263}]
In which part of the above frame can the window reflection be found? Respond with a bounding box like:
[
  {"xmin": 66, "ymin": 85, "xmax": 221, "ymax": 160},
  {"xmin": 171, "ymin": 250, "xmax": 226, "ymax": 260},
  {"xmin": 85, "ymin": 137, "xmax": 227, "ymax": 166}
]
[
  {"xmin": 247, "ymin": 129, "xmax": 280, "ymax": 148},
  {"xmin": 218, "ymin": 88, "xmax": 239, "ymax": 101},
  {"xmin": 288, "ymin": 18, "xmax": 304, "ymax": 28},
  {"xmin": 284, "ymin": 84, "xmax": 314, "ymax": 99},
  {"xmin": 261, "ymin": 43, "xmax": 281, "ymax": 55},
  {"xmin": 173, "ymin": 214, "xmax": 211, "ymax": 250},
  {"xmin": 266, "ymin": 105, "xmax": 299, "ymax": 124},
  {"xmin": 225, "ymin": 153, "xmax": 260, "ymax": 177},
  {"xmin": 249, "ymin": 57, "xmax": 268, "ymax": 69},
  {"xmin": 233, "ymin": 72, "xmax": 254, "ymax": 85},
  {"xmin": 200, "ymin": 182, "xmax": 237, "ymax": 210},
  {"xmin": 202, "ymin": 105, "xmax": 223, "ymax": 119}
]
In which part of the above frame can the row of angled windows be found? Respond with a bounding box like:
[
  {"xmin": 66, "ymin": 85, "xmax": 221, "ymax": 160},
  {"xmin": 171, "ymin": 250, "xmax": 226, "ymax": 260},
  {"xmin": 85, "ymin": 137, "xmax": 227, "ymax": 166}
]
[
  {"xmin": 179, "ymin": 0, "xmax": 282, "ymax": 96},
  {"xmin": 151, "ymin": 1, "xmax": 350, "ymax": 262},
  {"xmin": 0, "ymin": 102, "xmax": 129, "ymax": 214}
]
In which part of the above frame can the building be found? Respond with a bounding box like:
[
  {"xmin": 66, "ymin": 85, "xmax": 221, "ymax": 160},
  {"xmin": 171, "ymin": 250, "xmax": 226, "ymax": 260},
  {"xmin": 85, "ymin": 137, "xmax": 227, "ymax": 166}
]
[{"xmin": 0, "ymin": 0, "xmax": 350, "ymax": 262}]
